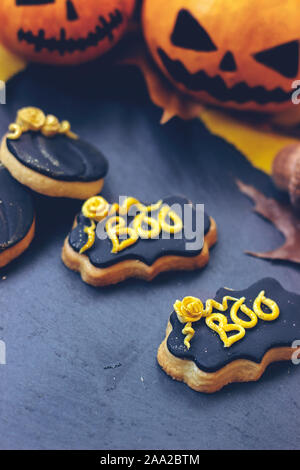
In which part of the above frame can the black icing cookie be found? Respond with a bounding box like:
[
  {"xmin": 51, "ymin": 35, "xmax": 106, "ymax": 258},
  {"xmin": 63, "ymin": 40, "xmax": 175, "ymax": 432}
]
[
  {"xmin": 6, "ymin": 132, "xmax": 108, "ymax": 183},
  {"xmin": 63, "ymin": 194, "xmax": 217, "ymax": 286},
  {"xmin": 0, "ymin": 165, "xmax": 35, "ymax": 266},
  {"xmin": 167, "ymin": 278, "xmax": 300, "ymax": 373},
  {"xmin": 1, "ymin": 107, "xmax": 109, "ymax": 199},
  {"xmin": 69, "ymin": 195, "xmax": 211, "ymax": 268}
]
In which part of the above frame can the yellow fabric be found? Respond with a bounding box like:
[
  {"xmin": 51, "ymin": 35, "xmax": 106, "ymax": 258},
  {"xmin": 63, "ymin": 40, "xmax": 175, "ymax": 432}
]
[
  {"xmin": 0, "ymin": 45, "xmax": 27, "ymax": 82},
  {"xmin": 200, "ymin": 109, "xmax": 299, "ymax": 174}
]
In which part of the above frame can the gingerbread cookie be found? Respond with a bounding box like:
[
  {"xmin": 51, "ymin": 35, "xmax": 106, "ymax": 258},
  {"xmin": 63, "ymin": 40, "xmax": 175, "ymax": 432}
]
[
  {"xmin": 158, "ymin": 278, "xmax": 300, "ymax": 393},
  {"xmin": 0, "ymin": 165, "xmax": 35, "ymax": 268},
  {"xmin": 0, "ymin": 107, "xmax": 109, "ymax": 199},
  {"xmin": 62, "ymin": 194, "xmax": 217, "ymax": 286}
]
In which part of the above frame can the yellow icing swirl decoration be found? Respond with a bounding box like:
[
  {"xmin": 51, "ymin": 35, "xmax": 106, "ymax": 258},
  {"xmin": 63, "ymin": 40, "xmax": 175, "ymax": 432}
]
[
  {"xmin": 79, "ymin": 220, "xmax": 96, "ymax": 255},
  {"xmin": 205, "ymin": 313, "xmax": 245, "ymax": 348},
  {"xmin": 174, "ymin": 291, "xmax": 280, "ymax": 349},
  {"xmin": 80, "ymin": 196, "xmax": 183, "ymax": 254},
  {"xmin": 7, "ymin": 107, "xmax": 78, "ymax": 140},
  {"xmin": 105, "ymin": 216, "xmax": 139, "ymax": 254},
  {"xmin": 253, "ymin": 290, "xmax": 280, "ymax": 321},
  {"xmin": 158, "ymin": 206, "xmax": 183, "ymax": 234},
  {"xmin": 82, "ymin": 196, "xmax": 109, "ymax": 222},
  {"xmin": 174, "ymin": 296, "xmax": 204, "ymax": 349},
  {"xmin": 182, "ymin": 323, "xmax": 196, "ymax": 350},
  {"xmin": 132, "ymin": 213, "xmax": 161, "ymax": 239}
]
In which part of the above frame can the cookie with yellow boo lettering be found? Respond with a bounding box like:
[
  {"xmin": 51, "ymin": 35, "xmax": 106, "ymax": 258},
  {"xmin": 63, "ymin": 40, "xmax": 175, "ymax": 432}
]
[
  {"xmin": 0, "ymin": 107, "xmax": 109, "ymax": 199},
  {"xmin": 158, "ymin": 278, "xmax": 300, "ymax": 393},
  {"xmin": 62, "ymin": 194, "xmax": 217, "ymax": 286}
]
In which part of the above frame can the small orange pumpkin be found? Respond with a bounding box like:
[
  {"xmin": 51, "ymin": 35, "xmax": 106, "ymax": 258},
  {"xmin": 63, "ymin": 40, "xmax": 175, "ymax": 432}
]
[
  {"xmin": 0, "ymin": 0, "xmax": 136, "ymax": 65},
  {"xmin": 142, "ymin": 0, "xmax": 300, "ymax": 112}
]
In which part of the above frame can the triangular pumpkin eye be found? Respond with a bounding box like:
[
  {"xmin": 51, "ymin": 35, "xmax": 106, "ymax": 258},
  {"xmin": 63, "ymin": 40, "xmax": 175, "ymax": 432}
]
[
  {"xmin": 253, "ymin": 40, "xmax": 299, "ymax": 78},
  {"xmin": 171, "ymin": 9, "xmax": 217, "ymax": 52}
]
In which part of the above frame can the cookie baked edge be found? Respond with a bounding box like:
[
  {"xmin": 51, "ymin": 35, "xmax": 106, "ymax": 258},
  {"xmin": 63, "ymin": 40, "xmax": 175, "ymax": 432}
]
[
  {"xmin": 0, "ymin": 217, "xmax": 35, "ymax": 268},
  {"xmin": 0, "ymin": 136, "xmax": 104, "ymax": 199},
  {"xmin": 61, "ymin": 217, "xmax": 217, "ymax": 286},
  {"xmin": 157, "ymin": 321, "xmax": 294, "ymax": 393}
]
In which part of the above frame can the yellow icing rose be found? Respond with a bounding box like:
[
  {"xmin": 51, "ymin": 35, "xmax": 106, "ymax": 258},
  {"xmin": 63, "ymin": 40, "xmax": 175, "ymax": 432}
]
[
  {"xmin": 174, "ymin": 296, "xmax": 204, "ymax": 323},
  {"xmin": 42, "ymin": 115, "xmax": 61, "ymax": 137},
  {"xmin": 7, "ymin": 107, "xmax": 77, "ymax": 140},
  {"xmin": 17, "ymin": 107, "xmax": 46, "ymax": 131},
  {"xmin": 82, "ymin": 196, "xmax": 110, "ymax": 222}
]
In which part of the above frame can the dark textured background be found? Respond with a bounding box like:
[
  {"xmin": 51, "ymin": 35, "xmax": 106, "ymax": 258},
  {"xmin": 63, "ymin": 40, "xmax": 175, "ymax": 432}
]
[{"xmin": 0, "ymin": 59, "xmax": 299, "ymax": 450}]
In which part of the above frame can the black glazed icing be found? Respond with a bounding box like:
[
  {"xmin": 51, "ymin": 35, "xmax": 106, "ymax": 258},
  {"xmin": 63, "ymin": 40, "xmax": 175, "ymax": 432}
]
[
  {"xmin": 68, "ymin": 195, "xmax": 212, "ymax": 269},
  {"xmin": 0, "ymin": 165, "xmax": 34, "ymax": 252},
  {"xmin": 6, "ymin": 132, "xmax": 109, "ymax": 182},
  {"xmin": 167, "ymin": 278, "xmax": 300, "ymax": 372}
]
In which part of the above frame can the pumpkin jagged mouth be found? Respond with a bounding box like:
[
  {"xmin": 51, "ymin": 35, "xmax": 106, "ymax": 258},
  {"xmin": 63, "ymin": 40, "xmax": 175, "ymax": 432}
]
[
  {"xmin": 17, "ymin": 9, "xmax": 123, "ymax": 55},
  {"xmin": 158, "ymin": 48, "xmax": 291, "ymax": 105}
]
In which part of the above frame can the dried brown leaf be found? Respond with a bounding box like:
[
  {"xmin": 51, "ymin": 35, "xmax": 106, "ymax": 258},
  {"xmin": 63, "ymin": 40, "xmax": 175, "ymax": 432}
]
[{"xmin": 237, "ymin": 180, "xmax": 300, "ymax": 263}]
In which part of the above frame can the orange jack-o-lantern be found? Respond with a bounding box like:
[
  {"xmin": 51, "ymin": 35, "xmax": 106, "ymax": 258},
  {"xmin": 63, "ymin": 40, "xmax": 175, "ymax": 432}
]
[
  {"xmin": 0, "ymin": 0, "xmax": 135, "ymax": 65},
  {"xmin": 142, "ymin": 0, "xmax": 300, "ymax": 112}
]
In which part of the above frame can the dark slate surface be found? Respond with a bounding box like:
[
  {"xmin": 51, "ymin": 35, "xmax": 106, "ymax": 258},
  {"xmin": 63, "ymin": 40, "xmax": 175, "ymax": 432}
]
[{"xmin": 0, "ymin": 58, "xmax": 299, "ymax": 450}]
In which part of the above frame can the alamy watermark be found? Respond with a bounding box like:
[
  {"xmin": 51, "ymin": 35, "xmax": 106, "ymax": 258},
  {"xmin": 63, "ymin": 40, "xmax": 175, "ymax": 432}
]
[
  {"xmin": 0, "ymin": 340, "xmax": 6, "ymax": 365},
  {"xmin": 292, "ymin": 81, "xmax": 300, "ymax": 104},
  {"xmin": 0, "ymin": 81, "xmax": 6, "ymax": 105},
  {"xmin": 291, "ymin": 340, "xmax": 300, "ymax": 365},
  {"xmin": 95, "ymin": 198, "xmax": 205, "ymax": 251}
]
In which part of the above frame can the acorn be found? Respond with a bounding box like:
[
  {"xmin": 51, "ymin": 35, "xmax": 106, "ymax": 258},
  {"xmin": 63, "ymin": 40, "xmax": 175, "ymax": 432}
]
[{"xmin": 272, "ymin": 144, "xmax": 300, "ymax": 209}]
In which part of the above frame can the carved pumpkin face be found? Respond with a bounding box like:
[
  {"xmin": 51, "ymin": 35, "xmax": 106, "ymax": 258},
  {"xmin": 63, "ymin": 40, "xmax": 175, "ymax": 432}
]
[
  {"xmin": 0, "ymin": 0, "xmax": 135, "ymax": 65},
  {"xmin": 142, "ymin": 0, "xmax": 300, "ymax": 112}
]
